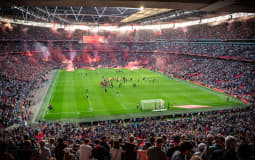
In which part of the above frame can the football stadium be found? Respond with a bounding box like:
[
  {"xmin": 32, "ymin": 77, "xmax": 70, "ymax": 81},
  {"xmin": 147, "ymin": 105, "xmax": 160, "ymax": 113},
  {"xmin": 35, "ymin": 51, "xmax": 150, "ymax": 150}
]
[{"xmin": 0, "ymin": 0, "xmax": 255, "ymax": 160}]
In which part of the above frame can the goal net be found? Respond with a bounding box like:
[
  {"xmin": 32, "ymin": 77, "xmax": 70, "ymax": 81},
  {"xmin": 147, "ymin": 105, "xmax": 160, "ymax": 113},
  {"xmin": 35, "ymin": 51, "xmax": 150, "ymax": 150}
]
[{"xmin": 141, "ymin": 99, "xmax": 166, "ymax": 111}]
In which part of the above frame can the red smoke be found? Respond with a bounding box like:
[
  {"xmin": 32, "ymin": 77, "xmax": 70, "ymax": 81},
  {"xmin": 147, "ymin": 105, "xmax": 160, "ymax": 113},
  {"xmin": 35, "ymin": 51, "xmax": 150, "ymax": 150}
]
[
  {"xmin": 153, "ymin": 31, "xmax": 162, "ymax": 37},
  {"xmin": 28, "ymin": 56, "xmax": 39, "ymax": 66},
  {"xmin": 1, "ymin": 22, "xmax": 13, "ymax": 32},
  {"xmin": 49, "ymin": 45, "xmax": 66, "ymax": 63},
  {"xmin": 82, "ymin": 53, "xmax": 92, "ymax": 64},
  {"xmin": 91, "ymin": 45, "xmax": 101, "ymax": 63},
  {"xmin": 92, "ymin": 52, "xmax": 101, "ymax": 63},
  {"xmin": 27, "ymin": 51, "xmax": 33, "ymax": 57},
  {"xmin": 141, "ymin": 56, "xmax": 150, "ymax": 65},
  {"xmin": 154, "ymin": 54, "xmax": 168, "ymax": 70},
  {"xmin": 50, "ymin": 22, "xmax": 60, "ymax": 35},
  {"xmin": 66, "ymin": 60, "xmax": 75, "ymax": 72},
  {"xmin": 66, "ymin": 30, "xmax": 73, "ymax": 38},
  {"xmin": 124, "ymin": 60, "xmax": 141, "ymax": 70}
]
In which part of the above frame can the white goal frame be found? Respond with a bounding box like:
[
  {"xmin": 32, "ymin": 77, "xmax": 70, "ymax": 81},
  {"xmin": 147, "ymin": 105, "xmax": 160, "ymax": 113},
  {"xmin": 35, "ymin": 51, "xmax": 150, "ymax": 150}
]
[{"xmin": 141, "ymin": 99, "xmax": 166, "ymax": 111}]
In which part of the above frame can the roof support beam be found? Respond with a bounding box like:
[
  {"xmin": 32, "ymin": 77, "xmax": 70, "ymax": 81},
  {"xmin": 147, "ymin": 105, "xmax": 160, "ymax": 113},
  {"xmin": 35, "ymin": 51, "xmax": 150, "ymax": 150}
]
[
  {"xmin": 35, "ymin": 7, "xmax": 71, "ymax": 24},
  {"xmin": 13, "ymin": 6, "xmax": 48, "ymax": 22},
  {"xmin": 70, "ymin": 6, "xmax": 83, "ymax": 22}
]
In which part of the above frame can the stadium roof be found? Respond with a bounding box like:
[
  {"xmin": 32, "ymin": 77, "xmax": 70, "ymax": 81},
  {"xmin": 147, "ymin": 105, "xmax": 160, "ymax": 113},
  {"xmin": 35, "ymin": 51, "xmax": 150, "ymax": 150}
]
[{"xmin": 0, "ymin": 0, "xmax": 255, "ymax": 25}]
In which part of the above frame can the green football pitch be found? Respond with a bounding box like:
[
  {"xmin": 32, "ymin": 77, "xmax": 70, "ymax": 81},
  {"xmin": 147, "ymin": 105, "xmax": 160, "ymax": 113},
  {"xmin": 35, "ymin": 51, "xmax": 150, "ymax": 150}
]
[{"xmin": 36, "ymin": 68, "xmax": 246, "ymax": 122}]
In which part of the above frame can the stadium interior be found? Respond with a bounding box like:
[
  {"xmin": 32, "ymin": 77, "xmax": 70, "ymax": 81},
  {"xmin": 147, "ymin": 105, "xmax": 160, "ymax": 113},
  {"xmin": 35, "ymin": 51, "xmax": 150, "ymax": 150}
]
[{"xmin": 0, "ymin": 0, "xmax": 255, "ymax": 160}]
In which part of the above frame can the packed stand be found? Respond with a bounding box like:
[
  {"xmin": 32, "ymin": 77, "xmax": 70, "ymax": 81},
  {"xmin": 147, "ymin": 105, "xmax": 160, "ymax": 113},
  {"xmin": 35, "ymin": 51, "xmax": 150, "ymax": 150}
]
[
  {"xmin": 0, "ymin": 106, "xmax": 255, "ymax": 160},
  {"xmin": 165, "ymin": 43, "xmax": 255, "ymax": 61},
  {"xmin": 0, "ymin": 53, "xmax": 53, "ymax": 128}
]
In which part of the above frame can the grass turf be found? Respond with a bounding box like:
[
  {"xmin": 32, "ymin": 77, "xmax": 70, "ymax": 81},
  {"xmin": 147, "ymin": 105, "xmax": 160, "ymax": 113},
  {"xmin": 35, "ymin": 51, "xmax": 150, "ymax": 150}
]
[{"xmin": 38, "ymin": 68, "xmax": 245, "ymax": 121}]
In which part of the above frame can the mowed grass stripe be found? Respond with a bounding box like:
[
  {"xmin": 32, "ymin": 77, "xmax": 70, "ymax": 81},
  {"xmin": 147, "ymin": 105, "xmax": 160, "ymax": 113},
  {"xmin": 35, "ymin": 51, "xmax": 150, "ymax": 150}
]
[
  {"xmin": 65, "ymin": 72, "xmax": 78, "ymax": 118},
  {"xmin": 44, "ymin": 68, "xmax": 245, "ymax": 120},
  {"xmin": 74, "ymin": 71, "xmax": 90, "ymax": 117},
  {"xmin": 49, "ymin": 72, "xmax": 65, "ymax": 118}
]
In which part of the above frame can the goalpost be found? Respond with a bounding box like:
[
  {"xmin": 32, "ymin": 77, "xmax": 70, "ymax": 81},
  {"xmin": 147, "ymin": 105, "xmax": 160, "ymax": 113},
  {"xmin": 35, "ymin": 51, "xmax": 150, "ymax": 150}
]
[{"xmin": 141, "ymin": 99, "xmax": 166, "ymax": 111}]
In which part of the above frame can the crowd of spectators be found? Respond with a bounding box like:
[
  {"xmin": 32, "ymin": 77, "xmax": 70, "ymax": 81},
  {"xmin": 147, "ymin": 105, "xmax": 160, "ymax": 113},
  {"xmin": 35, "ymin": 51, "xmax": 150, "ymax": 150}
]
[
  {"xmin": 165, "ymin": 43, "xmax": 255, "ymax": 61},
  {"xmin": 0, "ymin": 53, "xmax": 52, "ymax": 127},
  {"xmin": 160, "ymin": 18, "xmax": 255, "ymax": 41},
  {"xmin": 110, "ymin": 42, "xmax": 255, "ymax": 60},
  {"xmin": 1, "ymin": 41, "xmax": 255, "ymax": 61},
  {"xmin": 0, "ymin": 106, "xmax": 254, "ymax": 160}
]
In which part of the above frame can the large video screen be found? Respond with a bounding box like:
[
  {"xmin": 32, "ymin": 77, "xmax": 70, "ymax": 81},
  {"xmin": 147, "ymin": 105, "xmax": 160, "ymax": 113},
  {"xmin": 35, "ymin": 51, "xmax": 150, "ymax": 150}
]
[{"xmin": 83, "ymin": 36, "xmax": 105, "ymax": 43}]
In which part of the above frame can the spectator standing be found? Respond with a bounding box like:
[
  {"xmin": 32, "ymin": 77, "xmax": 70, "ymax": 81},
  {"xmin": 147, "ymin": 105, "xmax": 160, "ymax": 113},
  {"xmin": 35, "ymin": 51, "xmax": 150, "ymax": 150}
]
[
  {"xmin": 237, "ymin": 144, "xmax": 252, "ymax": 160},
  {"xmin": 78, "ymin": 138, "xmax": 92, "ymax": 160},
  {"xmin": 167, "ymin": 135, "xmax": 181, "ymax": 159},
  {"xmin": 17, "ymin": 140, "xmax": 36, "ymax": 160},
  {"xmin": 111, "ymin": 141, "xmax": 124, "ymax": 160},
  {"xmin": 223, "ymin": 136, "xmax": 238, "ymax": 160},
  {"xmin": 100, "ymin": 136, "xmax": 111, "ymax": 160},
  {"xmin": 45, "ymin": 138, "xmax": 55, "ymax": 157},
  {"xmin": 209, "ymin": 136, "xmax": 225, "ymax": 160},
  {"xmin": 137, "ymin": 142, "xmax": 150, "ymax": 160},
  {"xmin": 171, "ymin": 141, "xmax": 193, "ymax": 160},
  {"xmin": 124, "ymin": 136, "xmax": 137, "ymax": 160},
  {"xmin": 54, "ymin": 138, "xmax": 66, "ymax": 160},
  {"xmin": 92, "ymin": 139, "xmax": 106, "ymax": 160},
  {"xmin": 147, "ymin": 138, "xmax": 166, "ymax": 160},
  {"xmin": 38, "ymin": 140, "xmax": 51, "ymax": 160},
  {"xmin": 0, "ymin": 141, "xmax": 14, "ymax": 160}
]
